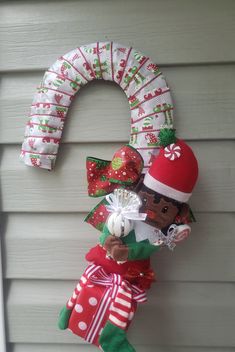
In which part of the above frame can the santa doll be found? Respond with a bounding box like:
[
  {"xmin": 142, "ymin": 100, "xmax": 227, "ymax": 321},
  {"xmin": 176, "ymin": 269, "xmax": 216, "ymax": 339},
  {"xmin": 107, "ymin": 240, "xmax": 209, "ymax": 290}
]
[{"xmin": 58, "ymin": 128, "xmax": 199, "ymax": 352}]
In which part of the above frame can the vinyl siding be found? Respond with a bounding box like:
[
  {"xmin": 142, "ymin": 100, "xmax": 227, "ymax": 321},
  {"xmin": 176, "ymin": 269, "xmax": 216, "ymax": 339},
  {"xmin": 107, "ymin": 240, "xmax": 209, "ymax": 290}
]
[{"xmin": 0, "ymin": 0, "xmax": 235, "ymax": 351}]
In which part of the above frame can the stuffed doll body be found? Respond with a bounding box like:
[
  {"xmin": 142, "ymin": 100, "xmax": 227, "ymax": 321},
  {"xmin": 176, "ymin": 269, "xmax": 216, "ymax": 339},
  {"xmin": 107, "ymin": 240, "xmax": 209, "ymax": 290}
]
[
  {"xmin": 58, "ymin": 196, "xmax": 191, "ymax": 351},
  {"xmin": 58, "ymin": 221, "xmax": 160, "ymax": 351},
  {"xmin": 58, "ymin": 133, "xmax": 199, "ymax": 352}
]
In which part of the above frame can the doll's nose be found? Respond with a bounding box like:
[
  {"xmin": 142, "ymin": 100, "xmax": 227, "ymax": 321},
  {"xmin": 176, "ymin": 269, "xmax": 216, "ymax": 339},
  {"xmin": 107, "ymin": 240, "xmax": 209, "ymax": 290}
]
[{"xmin": 146, "ymin": 209, "xmax": 156, "ymax": 219}]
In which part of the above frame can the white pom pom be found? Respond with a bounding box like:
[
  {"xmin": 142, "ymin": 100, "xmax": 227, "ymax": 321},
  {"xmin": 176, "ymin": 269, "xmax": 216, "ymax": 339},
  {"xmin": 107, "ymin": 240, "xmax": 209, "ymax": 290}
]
[
  {"xmin": 105, "ymin": 188, "xmax": 144, "ymax": 237},
  {"xmin": 123, "ymin": 217, "xmax": 134, "ymax": 236},
  {"xmin": 107, "ymin": 212, "xmax": 134, "ymax": 237},
  {"xmin": 113, "ymin": 213, "xmax": 123, "ymax": 237}
]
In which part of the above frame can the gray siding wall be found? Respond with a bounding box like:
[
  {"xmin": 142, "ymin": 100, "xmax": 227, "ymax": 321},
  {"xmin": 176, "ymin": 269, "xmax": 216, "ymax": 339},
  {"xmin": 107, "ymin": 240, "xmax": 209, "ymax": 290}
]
[{"xmin": 0, "ymin": 0, "xmax": 235, "ymax": 351}]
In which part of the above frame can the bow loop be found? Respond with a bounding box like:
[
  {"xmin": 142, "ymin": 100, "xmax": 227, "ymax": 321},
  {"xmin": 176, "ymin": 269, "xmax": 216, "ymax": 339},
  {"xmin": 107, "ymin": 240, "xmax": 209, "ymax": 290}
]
[
  {"xmin": 86, "ymin": 145, "xmax": 143, "ymax": 197},
  {"xmin": 84, "ymin": 264, "xmax": 147, "ymax": 302}
]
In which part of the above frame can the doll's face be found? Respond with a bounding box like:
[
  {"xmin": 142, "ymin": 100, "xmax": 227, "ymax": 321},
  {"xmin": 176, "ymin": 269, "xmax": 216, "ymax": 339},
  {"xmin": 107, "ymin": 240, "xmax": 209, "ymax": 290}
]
[{"xmin": 138, "ymin": 188, "xmax": 180, "ymax": 229}]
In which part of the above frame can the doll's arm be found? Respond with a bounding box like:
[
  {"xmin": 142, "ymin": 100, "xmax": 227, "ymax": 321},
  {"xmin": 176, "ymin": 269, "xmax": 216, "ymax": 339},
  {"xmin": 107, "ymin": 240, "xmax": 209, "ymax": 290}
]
[
  {"xmin": 106, "ymin": 240, "xmax": 160, "ymax": 261},
  {"xmin": 127, "ymin": 241, "xmax": 161, "ymax": 260},
  {"xmin": 100, "ymin": 226, "xmax": 161, "ymax": 261}
]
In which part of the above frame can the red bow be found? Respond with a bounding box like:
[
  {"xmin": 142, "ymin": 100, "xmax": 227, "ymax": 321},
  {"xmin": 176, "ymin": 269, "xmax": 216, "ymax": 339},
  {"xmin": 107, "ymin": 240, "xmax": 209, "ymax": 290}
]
[
  {"xmin": 123, "ymin": 264, "xmax": 156, "ymax": 290},
  {"xmin": 86, "ymin": 144, "xmax": 144, "ymax": 197}
]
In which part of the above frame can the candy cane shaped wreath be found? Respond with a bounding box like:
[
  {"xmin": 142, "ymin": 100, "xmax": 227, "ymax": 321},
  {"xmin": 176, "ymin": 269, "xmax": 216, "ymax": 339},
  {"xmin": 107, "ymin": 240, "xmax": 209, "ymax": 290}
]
[{"xmin": 20, "ymin": 42, "xmax": 174, "ymax": 171}]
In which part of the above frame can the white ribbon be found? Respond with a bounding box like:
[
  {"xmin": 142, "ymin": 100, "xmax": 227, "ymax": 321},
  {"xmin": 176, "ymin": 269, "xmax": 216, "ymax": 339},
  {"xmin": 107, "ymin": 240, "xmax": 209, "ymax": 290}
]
[
  {"xmin": 155, "ymin": 224, "xmax": 191, "ymax": 251},
  {"xmin": 105, "ymin": 189, "xmax": 147, "ymax": 222},
  {"xmin": 157, "ymin": 228, "xmax": 177, "ymax": 251}
]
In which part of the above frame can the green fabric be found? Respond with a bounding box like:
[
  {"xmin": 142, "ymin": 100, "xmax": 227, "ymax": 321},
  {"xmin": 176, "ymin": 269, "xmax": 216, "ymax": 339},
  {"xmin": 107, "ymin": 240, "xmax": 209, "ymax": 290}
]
[
  {"xmin": 100, "ymin": 225, "xmax": 160, "ymax": 260},
  {"xmin": 127, "ymin": 240, "xmax": 160, "ymax": 260},
  {"xmin": 58, "ymin": 306, "xmax": 72, "ymax": 330},
  {"xmin": 99, "ymin": 321, "xmax": 136, "ymax": 352},
  {"xmin": 99, "ymin": 224, "xmax": 112, "ymax": 245}
]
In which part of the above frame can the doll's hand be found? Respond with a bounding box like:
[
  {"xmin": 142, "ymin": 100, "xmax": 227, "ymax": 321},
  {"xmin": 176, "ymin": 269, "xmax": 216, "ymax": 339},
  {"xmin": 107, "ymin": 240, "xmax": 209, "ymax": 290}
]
[
  {"xmin": 110, "ymin": 244, "xmax": 129, "ymax": 262},
  {"xmin": 58, "ymin": 306, "xmax": 72, "ymax": 330},
  {"xmin": 104, "ymin": 235, "xmax": 123, "ymax": 253}
]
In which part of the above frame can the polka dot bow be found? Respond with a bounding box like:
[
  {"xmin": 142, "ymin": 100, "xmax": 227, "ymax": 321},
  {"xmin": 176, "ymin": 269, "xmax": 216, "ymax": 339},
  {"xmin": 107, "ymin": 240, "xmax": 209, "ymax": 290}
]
[{"xmin": 86, "ymin": 145, "xmax": 144, "ymax": 197}]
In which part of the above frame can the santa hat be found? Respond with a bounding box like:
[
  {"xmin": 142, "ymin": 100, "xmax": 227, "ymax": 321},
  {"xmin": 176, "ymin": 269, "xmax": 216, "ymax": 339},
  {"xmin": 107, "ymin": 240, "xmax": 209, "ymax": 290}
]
[{"xmin": 144, "ymin": 129, "xmax": 199, "ymax": 203}]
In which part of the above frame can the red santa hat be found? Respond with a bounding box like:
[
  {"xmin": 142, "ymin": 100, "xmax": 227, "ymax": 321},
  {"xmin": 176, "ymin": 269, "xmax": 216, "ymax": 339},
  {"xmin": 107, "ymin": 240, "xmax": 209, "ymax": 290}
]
[{"xmin": 144, "ymin": 134, "xmax": 199, "ymax": 203}]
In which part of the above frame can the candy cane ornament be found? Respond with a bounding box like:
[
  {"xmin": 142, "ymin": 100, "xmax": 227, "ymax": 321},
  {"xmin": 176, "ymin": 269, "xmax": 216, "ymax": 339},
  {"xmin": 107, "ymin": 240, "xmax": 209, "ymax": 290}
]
[
  {"xmin": 19, "ymin": 43, "xmax": 199, "ymax": 352},
  {"xmin": 20, "ymin": 42, "xmax": 174, "ymax": 171}
]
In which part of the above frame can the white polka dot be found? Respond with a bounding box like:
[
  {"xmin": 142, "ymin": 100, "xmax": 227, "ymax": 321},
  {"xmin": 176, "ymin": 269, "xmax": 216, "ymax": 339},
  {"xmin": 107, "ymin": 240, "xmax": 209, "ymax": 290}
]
[
  {"xmin": 89, "ymin": 297, "xmax": 98, "ymax": 306},
  {"xmin": 75, "ymin": 304, "xmax": 83, "ymax": 313},
  {"xmin": 121, "ymin": 152, "xmax": 126, "ymax": 155},
  {"xmin": 78, "ymin": 321, "xmax": 87, "ymax": 330},
  {"xmin": 123, "ymin": 172, "xmax": 126, "ymax": 175},
  {"xmin": 90, "ymin": 173, "xmax": 94, "ymax": 177},
  {"xmin": 99, "ymin": 212, "xmax": 103, "ymax": 215}
]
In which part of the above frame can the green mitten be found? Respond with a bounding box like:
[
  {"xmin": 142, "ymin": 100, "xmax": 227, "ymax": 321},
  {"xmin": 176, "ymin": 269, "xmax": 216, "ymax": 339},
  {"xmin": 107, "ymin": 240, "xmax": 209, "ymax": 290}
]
[
  {"xmin": 58, "ymin": 306, "xmax": 72, "ymax": 330},
  {"xmin": 99, "ymin": 321, "xmax": 136, "ymax": 352}
]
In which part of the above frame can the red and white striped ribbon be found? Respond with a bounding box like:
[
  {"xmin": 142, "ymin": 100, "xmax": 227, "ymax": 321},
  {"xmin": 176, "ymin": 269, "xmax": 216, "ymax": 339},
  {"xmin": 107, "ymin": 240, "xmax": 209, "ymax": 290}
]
[{"xmin": 66, "ymin": 264, "xmax": 147, "ymax": 343}]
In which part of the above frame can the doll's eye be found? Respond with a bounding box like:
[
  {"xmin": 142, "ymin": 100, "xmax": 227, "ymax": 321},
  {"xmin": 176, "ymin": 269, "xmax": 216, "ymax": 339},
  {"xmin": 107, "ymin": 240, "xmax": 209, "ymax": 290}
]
[
  {"xmin": 161, "ymin": 206, "xmax": 168, "ymax": 213},
  {"xmin": 143, "ymin": 198, "xmax": 147, "ymax": 204}
]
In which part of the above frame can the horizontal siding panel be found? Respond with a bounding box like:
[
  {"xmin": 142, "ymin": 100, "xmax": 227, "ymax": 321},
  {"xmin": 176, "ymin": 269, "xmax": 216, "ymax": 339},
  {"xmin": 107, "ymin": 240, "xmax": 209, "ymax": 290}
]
[
  {"xmin": 1, "ymin": 0, "xmax": 235, "ymax": 71},
  {"xmin": 9, "ymin": 343, "xmax": 235, "ymax": 352},
  {"xmin": 6, "ymin": 280, "xmax": 235, "ymax": 346},
  {"xmin": 1, "ymin": 0, "xmax": 235, "ymax": 350},
  {"xmin": 1, "ymin": 141, "xmax": 235, "ymax": 212},
  {"xmin": 3, "ymin": 213, "xmax": 235, "ymax": 282},
  {"xmin": 1, "ymin": 65, "xmax": 235, "ymax": 143}
]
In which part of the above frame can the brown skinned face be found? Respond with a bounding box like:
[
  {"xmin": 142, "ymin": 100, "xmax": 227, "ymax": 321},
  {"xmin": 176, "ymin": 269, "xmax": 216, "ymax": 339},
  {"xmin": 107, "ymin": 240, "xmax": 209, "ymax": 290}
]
[{"xmin": 138, "ymin": 188, "xmax": 180, "ymax": 229}]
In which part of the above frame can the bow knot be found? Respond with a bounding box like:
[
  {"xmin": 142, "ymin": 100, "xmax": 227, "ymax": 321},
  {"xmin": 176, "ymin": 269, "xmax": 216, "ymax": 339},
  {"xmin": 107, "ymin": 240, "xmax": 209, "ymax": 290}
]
[{"xmin": 123, "ymin": 265, "xmax": 156, "ymax": 290}]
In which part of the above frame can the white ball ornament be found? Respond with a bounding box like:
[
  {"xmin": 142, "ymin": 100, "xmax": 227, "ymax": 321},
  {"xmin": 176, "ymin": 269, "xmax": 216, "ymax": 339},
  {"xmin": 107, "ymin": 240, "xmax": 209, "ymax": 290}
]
[
  {"xmin": 105, "ymin": 189, "xmax": 147, "ymax": 237},
  {"xmin": 107, "ymin": 212, "xmax": 134, "ymax": 237}
]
